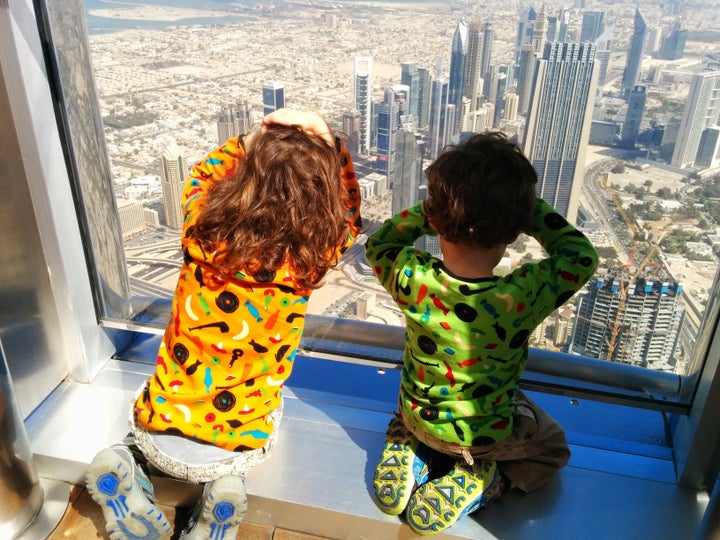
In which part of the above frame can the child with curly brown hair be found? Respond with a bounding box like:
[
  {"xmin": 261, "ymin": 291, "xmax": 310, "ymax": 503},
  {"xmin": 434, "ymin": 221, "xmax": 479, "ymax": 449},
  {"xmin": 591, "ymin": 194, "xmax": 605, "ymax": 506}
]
[{"xmin": 86, "ymin": 109, "xmax": 361, "ymax": 540}]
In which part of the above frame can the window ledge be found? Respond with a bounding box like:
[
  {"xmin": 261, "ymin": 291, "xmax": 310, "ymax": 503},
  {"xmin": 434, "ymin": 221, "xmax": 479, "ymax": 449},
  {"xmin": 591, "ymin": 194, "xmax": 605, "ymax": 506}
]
[{"xmin": 27, "ymin": 358, "xmax": 708, "ymax": 539}]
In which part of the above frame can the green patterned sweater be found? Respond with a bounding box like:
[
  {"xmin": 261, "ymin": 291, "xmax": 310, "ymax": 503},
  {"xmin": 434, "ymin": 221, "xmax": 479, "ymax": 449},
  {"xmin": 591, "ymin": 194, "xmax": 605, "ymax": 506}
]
[{"xmin": 365, "ymin": 198, "xmax": 598, "ymax": 446}]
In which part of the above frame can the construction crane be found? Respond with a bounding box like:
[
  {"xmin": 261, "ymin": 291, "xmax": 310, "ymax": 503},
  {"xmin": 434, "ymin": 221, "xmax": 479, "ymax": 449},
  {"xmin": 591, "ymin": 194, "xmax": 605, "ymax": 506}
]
[
  {"xmin": 600, "ymin": 171, "xmax": 642, "ymax": 268},
  {"xmin": 605, "ymin": 234, "xmax": 666, "ymax": 360}
]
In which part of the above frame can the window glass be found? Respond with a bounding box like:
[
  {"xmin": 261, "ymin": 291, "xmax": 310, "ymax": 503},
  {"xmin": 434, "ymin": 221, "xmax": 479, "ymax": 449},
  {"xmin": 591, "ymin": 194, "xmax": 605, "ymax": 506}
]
[{"xmin": 70, "ymin": 0, "xmax": 720, "ymax": 392}]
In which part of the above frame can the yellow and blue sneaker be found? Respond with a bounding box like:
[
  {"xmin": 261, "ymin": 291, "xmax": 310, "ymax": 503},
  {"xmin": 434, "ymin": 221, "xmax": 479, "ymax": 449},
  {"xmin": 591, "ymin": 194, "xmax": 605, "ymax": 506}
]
[
  {"xmin": 86, "ymin": 445, "xmax": 171, "ymax": 540},
  {"xmin": 405, "ymin": 459, "xmax": 503, "ymax": 536},
  {"xmin": 373, "ymin": 415, "xmax": 434, "ymax": 515}
]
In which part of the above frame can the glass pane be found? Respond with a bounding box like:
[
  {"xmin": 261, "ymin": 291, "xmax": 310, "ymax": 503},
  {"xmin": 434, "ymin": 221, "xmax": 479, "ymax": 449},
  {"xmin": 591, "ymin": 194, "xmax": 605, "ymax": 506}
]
[{"xmin": 45, "ymin": 0, "xmax": 720, "ymax": 401}]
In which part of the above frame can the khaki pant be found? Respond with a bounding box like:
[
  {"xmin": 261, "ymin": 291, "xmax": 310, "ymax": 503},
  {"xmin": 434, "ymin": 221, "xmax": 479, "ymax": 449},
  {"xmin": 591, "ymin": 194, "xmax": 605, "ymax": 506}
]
[{"xmin": 400, "ymin": 390, "xmax": 570, "ymax": 493}]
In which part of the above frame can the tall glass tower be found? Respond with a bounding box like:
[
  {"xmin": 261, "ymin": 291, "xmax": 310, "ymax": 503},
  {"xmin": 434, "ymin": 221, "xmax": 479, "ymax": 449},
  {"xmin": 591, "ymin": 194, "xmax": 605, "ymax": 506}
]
[
  {"xmin": 401, "ymin": 62, "xmax": 420, "ymax": 122},
  {"xmin": 580, "ymin": 11, "xmax": 605, "ymax": 43},
  {"xmin": 621, "ymin": 9, "xmax": 647, "ymax": 101},
  {"xmin": 448, "ymin": 19, "xmax": 468, "ymax": 135},
  {"xmin": 671, "ymin": 70, "xmax": 720, "ymax": 168},
  {"xmin": 523, "ymin": 42, "xmax": 598, "ymax": 224},
  {"xmin": 375, "ymin": 85, "xmax": 409, "ymax": 179},
  {"xmin": 262, "ymin": 81, "xmax": 285, "ymax": 116},
  {"xmin": 159, "ymin": 139, "xmax": 187, "ymax": 230},
  {"xmin": 463, "ymin": 18, "xmax": 484, "ymax": 113},
  {"xmin": 480, "ymin": 22, "xmax": 494, "ymax": 100},
  {"xmin": 354, "ymin": 56, "xmax": 373, "ymax": 155},
  {"xmin": 621, "ymin": 85, "xmax": 647, "ymax": 149},
  {"xmin": 429, "ymin": 59, "xmax": 450, "ymax": 160}
]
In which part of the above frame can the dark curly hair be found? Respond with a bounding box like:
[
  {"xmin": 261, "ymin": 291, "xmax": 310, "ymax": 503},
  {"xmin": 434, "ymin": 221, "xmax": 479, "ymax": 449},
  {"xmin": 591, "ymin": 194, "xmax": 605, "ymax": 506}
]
[
  {"xmin": 190, "ymin": 124, "xmax": 349, "ymax": 289},
  {"xmin": 425, "ymin": 131, "xmax": 537, "ymax": 249}
]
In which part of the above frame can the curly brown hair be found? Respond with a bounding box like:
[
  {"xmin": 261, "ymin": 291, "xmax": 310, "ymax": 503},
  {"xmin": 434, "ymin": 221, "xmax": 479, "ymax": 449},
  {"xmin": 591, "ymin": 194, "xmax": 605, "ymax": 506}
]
[
  {"xmin": 190, "ymin": 124, "xmax": 349, "ymax": 289},
  {"xmin": 425, "ymin": 131, "xmax": 537, "ymax": 249}
]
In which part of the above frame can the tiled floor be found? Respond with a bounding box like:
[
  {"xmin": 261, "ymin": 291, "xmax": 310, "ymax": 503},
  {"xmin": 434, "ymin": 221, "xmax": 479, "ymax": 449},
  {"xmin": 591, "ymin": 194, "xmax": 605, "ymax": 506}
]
[{"xmin": 47, "ymin": 485, "xmax": 330, "ymax": 540}]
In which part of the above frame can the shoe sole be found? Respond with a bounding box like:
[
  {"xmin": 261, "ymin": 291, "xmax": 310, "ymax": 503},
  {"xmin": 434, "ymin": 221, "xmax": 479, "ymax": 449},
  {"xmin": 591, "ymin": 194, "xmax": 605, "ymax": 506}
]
[
  {"xmin": 406, "ymin": 460, "xmax": 499, "ymax": 536},
  {"xmin": 373, "ymin": 435, "xmax": 429, "ymax": 516},
  {"xmin": 86, "ymin": 448, "xmax": 171, "ymax": 540},
  {"xmin": 181, "ymin": 475, "xmax": 247, "ymax": 540}
]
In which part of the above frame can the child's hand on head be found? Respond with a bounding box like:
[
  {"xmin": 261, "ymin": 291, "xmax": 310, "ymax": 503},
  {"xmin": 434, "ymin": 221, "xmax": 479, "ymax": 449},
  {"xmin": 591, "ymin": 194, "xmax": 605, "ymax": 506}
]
[{"xmin": 262, "ymin": 108, "xmax": 334, "ymax": 146}]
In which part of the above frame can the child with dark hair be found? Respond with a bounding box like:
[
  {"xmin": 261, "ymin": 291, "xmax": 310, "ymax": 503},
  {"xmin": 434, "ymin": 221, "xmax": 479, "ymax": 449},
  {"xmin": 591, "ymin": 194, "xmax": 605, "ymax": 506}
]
[
  {"xmin": 365, "ymin": 131, "xmax": 597, "ymax": 535},
  {"xmin": 86, "ymin": 109, "xmax": 361, "ymax": 540}
]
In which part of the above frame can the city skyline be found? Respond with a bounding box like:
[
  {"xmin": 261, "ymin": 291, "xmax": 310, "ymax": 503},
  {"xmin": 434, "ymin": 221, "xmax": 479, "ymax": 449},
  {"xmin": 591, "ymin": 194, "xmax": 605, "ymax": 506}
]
[{"xmin": 89, "ymin": 0, "xmax": 720, "ymax": 373}]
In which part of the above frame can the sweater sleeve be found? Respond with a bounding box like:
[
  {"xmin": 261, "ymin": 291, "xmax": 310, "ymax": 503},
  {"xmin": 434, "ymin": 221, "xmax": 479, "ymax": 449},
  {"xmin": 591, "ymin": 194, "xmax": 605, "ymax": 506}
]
[
  {"xmin": 517, "ymin": 198, "xmax": 599, "ymax": 323},
  {"xmin": 364, "ymin": 201, "xmax": 434, "ymax": 292},
  {"xmin": 182, "ymin": 137, "xmax": 245, "ymax": 229},
  {"xmin": 335, "ymin": 138, "xmax": 362, "ymax": 255}
]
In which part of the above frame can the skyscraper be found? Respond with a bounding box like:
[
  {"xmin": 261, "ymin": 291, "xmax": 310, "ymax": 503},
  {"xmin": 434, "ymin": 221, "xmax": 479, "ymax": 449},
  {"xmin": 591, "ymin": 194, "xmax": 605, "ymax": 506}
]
[
  {"xmin": 262, "ymin": 81, "xmax": 285, "ymax": 116},
  {"xmin": 515, "ymin": 6, "xmax": 537, "ymax": 64},
  {"xmin": 159, "ymin": 139, "xmax": 187, "ymax": 230},
  {"xmin": 516, "ymin": 44, "xmax": 536, "ymax": 115},
  {"xmin": 695, "ymin": 127, "xmax": 720, "ymax": 169},
  {"xmin": 532, "ymin": 6, "xmax": 548, "ymax": 54},
  {"xmin": 417, "ymin": 67, "xmax": 432, "ymax": 129},
  {"xmin": 523, "ymin": 42, "xmax": 598, "ymax": 223},
  {"xmin": 392, "ymin": 129, "xmax": 424, "ymax": 217},
  {"xmin": 354, "ymin": 56, "xmax": 373, "ymax": 155},
  {"xmin": 217, "ymin": 100, "xmax": 253, "ymax": 145},
  {"xmin": 659, "ymin": 20, "xmax": 688, "ymax": 61},
  {"xmin": 480, "ymin": 22, "xmax": 494, "ymax": 100},
  {"xmin": 621, "ymin": 85, "xmax": 647, "ymax": 149},
  {"xmin": 448, "ymin": 19, "xmax": 468, "ymax": 134},
  {"xmin": 671, "ymin": 71, "xmax": 720, "ymax": 168},
  {"xmin": 429, "ymin": 59, "xmax": 451, "ymax": 160},
  {"xmin": 594, "ymin": 28, "xmax": 613, "ymax": 93},
  {"xmin": 463, "ymin": 18, "xmax": 484, "ymax": 113},
  {"xmin": 621, "ymin": 9, "xmax": 647, "ymax": 101},
  {"xmin": 342, "ymin": 111, "xmax": 361, "ymax": 156},
  {"xmin": 376, "ymin": 85, "xmax": 409, "ymax": 179},
  {"xmin": 580, "ymin": 11, "xmax": 605, "ymax": 43},
  {"xmin": 401, "ymin": 62, "xmax": 420, "ymax": 121},
  {"xmin": 570, "ymin": 276, "xmax": 685, "ymax": 370}
]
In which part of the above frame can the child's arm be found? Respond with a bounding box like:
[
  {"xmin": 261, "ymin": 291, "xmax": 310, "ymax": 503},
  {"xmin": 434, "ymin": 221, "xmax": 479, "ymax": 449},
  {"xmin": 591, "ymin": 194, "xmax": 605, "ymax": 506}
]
[
  {"xmin": 182, "ymin": 137, "xmax": 245, "ymax": 227},
  {"xmin": 364, "ymin": 201, "xmax": 432, "ymax": 291},
  {"xmin": 522, "ymin": 198, "xmax": 599, "ymax": 321},
  {"xmin": 336, "ymin": 138, "xmax": 362, "ymax": 253}
]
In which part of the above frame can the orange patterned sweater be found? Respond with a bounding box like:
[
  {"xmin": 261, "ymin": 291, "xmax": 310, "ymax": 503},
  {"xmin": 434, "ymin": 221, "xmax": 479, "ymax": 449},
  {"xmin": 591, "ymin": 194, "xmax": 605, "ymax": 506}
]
[{"xmin": 135, "ymin": 135, "xmax": 361, "ymax": 451}]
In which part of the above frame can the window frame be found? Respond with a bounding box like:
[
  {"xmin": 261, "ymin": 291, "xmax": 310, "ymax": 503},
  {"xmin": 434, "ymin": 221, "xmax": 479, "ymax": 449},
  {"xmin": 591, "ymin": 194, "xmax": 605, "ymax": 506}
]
[{"xmin": 29, "ymin": 0, "xmax": 720, "ymax": 492}]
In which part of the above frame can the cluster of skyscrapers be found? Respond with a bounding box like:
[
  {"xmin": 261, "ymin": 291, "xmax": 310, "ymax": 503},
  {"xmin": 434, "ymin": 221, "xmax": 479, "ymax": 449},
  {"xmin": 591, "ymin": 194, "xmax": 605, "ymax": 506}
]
[{"xmin": 122, "ymin": 3, "xmax": 719, "ymax": 373}]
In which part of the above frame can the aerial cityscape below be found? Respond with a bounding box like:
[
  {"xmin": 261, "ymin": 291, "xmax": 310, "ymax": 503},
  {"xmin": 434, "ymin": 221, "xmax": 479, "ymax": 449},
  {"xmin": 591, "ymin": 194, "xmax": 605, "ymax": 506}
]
[{"xmin": 84, "ymin": 0, "xmax": 720, "ymax": 374}]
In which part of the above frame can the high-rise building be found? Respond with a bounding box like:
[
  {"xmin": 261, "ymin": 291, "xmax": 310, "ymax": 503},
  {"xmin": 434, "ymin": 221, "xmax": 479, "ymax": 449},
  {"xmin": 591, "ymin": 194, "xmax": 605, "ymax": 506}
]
[
  {"xmin": 464, "ymin": 18, "xmax": 484, "ymax": 113},
  {"xmin": 401, "ymin": 62, "xmax": 420, "ymax": 122},
  {"xmin": 217, "ymin": 100, "xmax": 253, "ymax": 145},
  {"xmin": 503, "ymin": 92, "xmax": 519, "ymax": 121},
  {"xmin": 480, "ymin": 22, "xmax": 494, "ymax": 100},
  {"xmin": 671, "ymin": 71, "xmax": 720, "ymax": 169},
  {"xmin": 262, "ymin": 81, "xmax": 285, "ymax": 116},
  {"xmin": 557, "ymin": 8, "xmax": 571, "ymax": 42},
  {"xmin": 342, "ymin": 111, "xmax": 361, "ymax": 156},
  {"xmin": 354, "ymin": 56, "xmax": 373, "ymax": 155},
  {"xmin": 492, "ymin": 71, "xmax": 508, "ymax": 127},
  {"xmin": 621, "ymin": 85, "xmax": 647, "ymax": 149},
  {"xmin": 696, "ymin": 127, "xmax": 720, "ymax": 169},
  {"xmin": 621, "ymin": 9, "xmax": 647, "ymax": 101},
  {"xmin": 417, "ymin": 67, "xmax": 432, "ymax": 129},
  {"xmin": 159, "ymin": 139, "xmax": 187, "ymax": 230},
  {"xmin": 428, "ymin": 59, "xmax": 451, "ymax": 160},
  {"xmin": 532, "ymin": 6, "xmax": 548, "ymax": 54},
  {"xmin": 516, "ymin": 44, "xmax": 536, "ymax": 115},
  {"xmin": 449, "ymin": 19, "xmax": 468, "ymax": 134},
  {"xmin": 523, "ymin": 42, "xmax": 598, "ymax": 223},
  {"xmin": 515, "ymin": 6, "xmax": 537, "ymax": 64},
  {"xmin": 594, "ymin": 28, "xmax": 613, "ymax": 93},
  {"xmin": 659, "ymin": 20, "xmax": 688, "ymax": 61},
  {"xmin": 569, "ymin": 276, "xmax": 685, "ymax": 370},
  {"xmin": 580, "ymin": 11, "xmax": 605, "ymax": 43},
  {"xmin": 375, "ymin": 85, "xmax": 409, "ymax": 179},
  {"xmin": 392, "ymin": 129, "xmax": 424, "ymax": 217}
]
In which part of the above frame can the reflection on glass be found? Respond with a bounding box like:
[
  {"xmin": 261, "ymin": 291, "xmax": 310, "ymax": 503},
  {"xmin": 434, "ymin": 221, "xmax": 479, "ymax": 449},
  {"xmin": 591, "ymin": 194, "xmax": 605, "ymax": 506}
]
[{"xmin": 82, "ymin": 0, "xmax": 720, "ymax": 375}]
